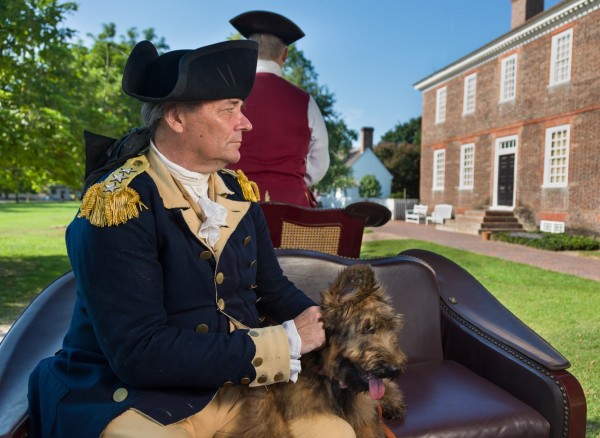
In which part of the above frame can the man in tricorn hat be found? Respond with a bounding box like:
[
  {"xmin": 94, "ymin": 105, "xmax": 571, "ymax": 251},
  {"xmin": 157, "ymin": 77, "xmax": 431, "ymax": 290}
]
[
  {"xmin": 228, "ymin": 10, "xmax": 329, "ymax": 207},
  {"xmin": 27, "ymin": 40, "xmax": 353, "ymax": 437}
]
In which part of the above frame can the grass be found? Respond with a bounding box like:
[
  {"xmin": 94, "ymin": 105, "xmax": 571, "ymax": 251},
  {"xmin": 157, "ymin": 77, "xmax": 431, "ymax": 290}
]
[
  {"xmin": 362, "ymin": 239, "xmax": 600, "ymax": 438},
  {"xmin": 0, "ymin": 202, "xmax": 78, "ymax": 324},
  {"xmin": 0, "ymin": 203, "xmax": 598, "ymax": 436}
]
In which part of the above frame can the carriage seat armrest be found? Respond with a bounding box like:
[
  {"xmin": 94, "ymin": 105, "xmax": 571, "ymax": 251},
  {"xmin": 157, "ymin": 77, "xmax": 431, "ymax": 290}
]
[{"xmin": 400, "ymin": 249, "xmax": 570, "ymax": 370}]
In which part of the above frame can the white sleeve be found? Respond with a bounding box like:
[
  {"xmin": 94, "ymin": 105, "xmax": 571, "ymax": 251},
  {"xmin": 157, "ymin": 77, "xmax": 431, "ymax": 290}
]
[
  {"xmin": 305, "ymin": 95, "xmax": 329, "ymax": 186},
  {"xmin": 282, "ymin": 320, "xmax": 302, "ymax": 383}
]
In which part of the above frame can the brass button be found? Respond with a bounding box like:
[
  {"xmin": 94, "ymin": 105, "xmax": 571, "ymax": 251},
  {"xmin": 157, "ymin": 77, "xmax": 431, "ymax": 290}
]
[
  {"xmin": 241, "ymin": 377, "xmax": 251, "ymax": 385},
  {"xmin": 274, "ymin": 372, "xmax": 284, "ymax": 382},
  {"xmin": 223, "ymin": 381, "xmax": 233, "ymax": 387},
  {"xmin": 249, "ymin": 284, "xmax": 258, "ymax": 289},
  {"xmin": 248, "ymin": 330, "xmax": 259, "ymax": 337},
  {"xmin": 199, "ymin": 251, "xmax": 212, "ymax": 260},
  {"xmin": 253, "ymin": 357, "xmax": 263, "ymax": 367},
  {"xmin": 195, "ymin": 324, "xmax": 209, "ymax": 333},
  {"xmin": 448, "ymin": 297, "xmax": 458, "ymax": 304},
  {"xmin": 217, "ymin": 298, "xmax": 225, "ymax": 311},
  {"xmin": 113, "ymin": 388, "xmax": 128, "ymax": 402},
  {"xmin": 257, "ymin": 375, "xmax": 267, "ymax": 384},
  {"xmin": 243, "ymin": 236, "xmax": 252, "ymax": 246},
  {"xmin": 249, "ymin": 259, "xmax": 257, "ymax": 268},
  {"xmin": 216, "ymin": 272, "xmax": 224, "ymax": 284}
]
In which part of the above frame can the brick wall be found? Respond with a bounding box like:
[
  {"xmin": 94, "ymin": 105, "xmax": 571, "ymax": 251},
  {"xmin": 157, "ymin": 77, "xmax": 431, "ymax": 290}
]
[{"xmin": 419, "ymin": 7, "xmax": 600, "ymax": 233}]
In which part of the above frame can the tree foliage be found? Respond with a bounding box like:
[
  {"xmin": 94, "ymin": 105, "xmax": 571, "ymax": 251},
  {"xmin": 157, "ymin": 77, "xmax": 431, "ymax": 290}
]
[
  {"xmin": 358, "ymin": 174, "xmax": 382, "ymax": 198},
  {"xmin": 380, "ymin": 116, "xmax": 422, "ymax": 146},
  {"xmin": 0, "ymin": 0, "xmax": 168, "ymax": 198},
  {"xmin": 375, "ymin": 117, "xmax": 422, "ymax": 198}
]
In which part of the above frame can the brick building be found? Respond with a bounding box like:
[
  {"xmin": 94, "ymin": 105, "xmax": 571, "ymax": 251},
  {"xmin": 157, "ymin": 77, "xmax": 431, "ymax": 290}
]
[{"xmin": 414, "ymin": 0, "xmax": 600, "ymax": 234}]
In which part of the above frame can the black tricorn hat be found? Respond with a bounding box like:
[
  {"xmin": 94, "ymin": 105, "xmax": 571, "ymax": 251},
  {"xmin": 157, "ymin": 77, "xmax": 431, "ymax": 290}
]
[
  {"xmin": 122, "ymin": 39, "xmax": 259, "ymax": 103},
  {"xmin": 230, "ymin": 10, "xmax": 305, "ymax": 45}
]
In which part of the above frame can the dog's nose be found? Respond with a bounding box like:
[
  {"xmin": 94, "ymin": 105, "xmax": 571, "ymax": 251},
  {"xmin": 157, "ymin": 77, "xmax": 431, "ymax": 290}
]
[{"xmin": 382, "ymin": 364, "xmax": 402, "ymax": 377}]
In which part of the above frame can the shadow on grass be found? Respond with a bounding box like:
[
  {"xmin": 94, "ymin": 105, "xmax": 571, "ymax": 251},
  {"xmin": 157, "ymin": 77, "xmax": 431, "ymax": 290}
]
[{"xmin": 0, "ymin": 255, "xmax": 71, "ymax": 325}]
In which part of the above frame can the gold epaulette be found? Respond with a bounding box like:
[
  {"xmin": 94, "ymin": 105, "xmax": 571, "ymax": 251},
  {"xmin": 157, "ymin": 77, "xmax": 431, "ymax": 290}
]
[
  {"xmin": 220, "ymin": 168, "xmax": 260, "ymax": 202},
  {"xmin": 78, "ymin": 156, "xmax": 149, "ymax": 227}
]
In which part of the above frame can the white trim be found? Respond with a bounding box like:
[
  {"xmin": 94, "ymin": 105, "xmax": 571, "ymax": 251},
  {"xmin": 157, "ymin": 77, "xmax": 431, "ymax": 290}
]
[
  {"xmin": 414, "ymin": 0, "xmax": 599, "ymax": 91},
  {"xmin": 540, "ymin": 220, "xmax": 565, "ymax": 233},
  {"xmin": 499, "ymin": 54, "xmax": 518, "ymax": 102},
  {"xmin": 459, "ymin": 143, "xmax": 475, "ymax": 190},
  {"xmin": 549, "ymin": 28, "xmax": 573, "ymax": 86},
  {"xmin": 463, "ymin": 73, "xmax": 477, "ymax": 115},
  {"xmin": 492, "ymin": 135, "xmax": 518, "ymax": 209},
  {"xmin": 543, "ymin": 124, "xmax": 570, "ymax": 188},
  {"xmin": 432, "ymin": 149, "xmax": 446, "ymax": 191},
  {"xmin": 435, "ymin": 87, "xmax": 447, "ymax": 124}
]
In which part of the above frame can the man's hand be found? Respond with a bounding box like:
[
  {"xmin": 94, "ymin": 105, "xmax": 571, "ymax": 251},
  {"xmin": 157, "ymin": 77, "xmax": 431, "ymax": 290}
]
[{"xmin": 294, "ymin": 306, "xmax": 325, "ymax": 354}]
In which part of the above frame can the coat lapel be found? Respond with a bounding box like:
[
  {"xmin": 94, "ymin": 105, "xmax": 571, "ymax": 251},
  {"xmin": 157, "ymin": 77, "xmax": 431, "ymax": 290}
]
[{"xmin": 145, "ymin": 148, "xmax": 251, "ymax": 259}]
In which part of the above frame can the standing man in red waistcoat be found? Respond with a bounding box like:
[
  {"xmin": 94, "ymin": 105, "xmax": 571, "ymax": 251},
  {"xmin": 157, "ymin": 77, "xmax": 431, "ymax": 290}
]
[{"xmin": 228, "ymin": 10, "xmax": 329, "ymax": 207}]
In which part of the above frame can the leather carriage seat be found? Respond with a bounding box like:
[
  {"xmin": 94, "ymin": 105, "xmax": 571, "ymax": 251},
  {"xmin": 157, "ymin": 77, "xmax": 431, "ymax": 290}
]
[{"xmin": 276, "ymin": 250, "xmax": 561, "ymax": 438}]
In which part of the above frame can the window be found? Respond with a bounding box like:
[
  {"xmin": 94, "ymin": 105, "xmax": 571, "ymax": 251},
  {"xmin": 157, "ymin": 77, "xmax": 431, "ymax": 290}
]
[
  {"xmin": 432, "ymin": 149, "xmax": 445, "ymax": 191},
  {"xmin": 549, "ymin": 29, "xmax": 572, "ymax": 86},
  {"xmin": 500, "ymin": 54, "xmax": 517, "ymax": 102},
  {"xmin": 435, "ymin": 87, "xmax": 447, "ymax": 124},
  {"xmin": 544, "ymin": 125, "xmax": 570, "ymax": 187},
  {"xmin": 459, "ymin": 143, "xmax": 475, "ymax": 189},
  {"xmin": 463, "ymin": 73, "xmax": 477, "ymax": 114}
]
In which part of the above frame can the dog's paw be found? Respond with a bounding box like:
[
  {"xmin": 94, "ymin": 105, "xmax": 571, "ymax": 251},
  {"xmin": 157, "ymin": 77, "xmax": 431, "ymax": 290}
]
[{"xmin": 382, "ymin": 401, "xmax": 406, "ymax": 421}]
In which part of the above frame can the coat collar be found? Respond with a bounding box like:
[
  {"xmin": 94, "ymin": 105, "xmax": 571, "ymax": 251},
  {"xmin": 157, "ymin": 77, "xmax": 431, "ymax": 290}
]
[{"xmin": 145, "ymin": 147, "xmax": 250, "ymax": 259}]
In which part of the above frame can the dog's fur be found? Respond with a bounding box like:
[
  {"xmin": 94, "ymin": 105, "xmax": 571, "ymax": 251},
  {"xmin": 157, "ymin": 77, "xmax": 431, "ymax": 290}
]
[{"xmin": 243, "ymin": 264, "xmax": 407, "ymax": 437}]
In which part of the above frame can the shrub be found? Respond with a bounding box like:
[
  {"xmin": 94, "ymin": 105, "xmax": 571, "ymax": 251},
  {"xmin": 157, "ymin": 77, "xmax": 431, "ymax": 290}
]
[{"xmin": 494, "ymin": 231, "xmax": 600, "ymax": 251}]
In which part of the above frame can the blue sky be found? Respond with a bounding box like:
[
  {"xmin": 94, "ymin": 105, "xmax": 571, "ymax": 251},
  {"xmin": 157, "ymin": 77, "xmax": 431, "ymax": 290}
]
[{"xmin": 63, "ymin": 0, "xmax": 562, "ymax": 147}]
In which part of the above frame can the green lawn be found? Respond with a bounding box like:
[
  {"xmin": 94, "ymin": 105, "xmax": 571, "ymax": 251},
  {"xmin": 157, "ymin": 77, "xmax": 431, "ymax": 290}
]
[{"xmin": 0, "ymin": 202, "xmax": 598, "ymax": 436}]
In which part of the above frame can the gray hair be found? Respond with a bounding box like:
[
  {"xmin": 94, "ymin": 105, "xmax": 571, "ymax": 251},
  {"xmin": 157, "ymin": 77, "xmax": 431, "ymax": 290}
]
[
  {"xmin": 141, "ymin": 102, "xmax": 165, "ymax": 134},
  {"xmin": 249, "ymin": 33, "xmax": 286, "ymax": 61}
]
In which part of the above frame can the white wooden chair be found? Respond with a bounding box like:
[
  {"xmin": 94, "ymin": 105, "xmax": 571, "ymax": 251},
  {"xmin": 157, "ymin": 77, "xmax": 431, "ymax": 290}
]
[
  {"xmin": 405, "ymin": 204, "xmax": 428, "ymax": 224},
  {"xmin": 426, "ymin": 204, "xmax": 453, "ymax": 225}
]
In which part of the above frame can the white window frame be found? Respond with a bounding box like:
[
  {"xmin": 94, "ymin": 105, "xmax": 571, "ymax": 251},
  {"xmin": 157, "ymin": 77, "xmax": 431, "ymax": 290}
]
[
  {"xmin": 463, "ymin": 73, "xmax": 477, "ymax": 114},
  {"xmin": 459, "ymin": 143, "xmax": 475, "ymax": 190},
  {"xmin": 432, "ymin": 149, "xmax": 445, "ymax": 191},
  {"xmin": 543, "ymin": 124, "xmax": 570, "ymax": 188},
  {"xmin": 549, "ymin": 28, "xmax": 573, "ymax": 86},
  {"xmin": 435, "ymin": 87, "xmax": 447, "ymax": 124},
  {"xmin": 500, "ymin": 54, "xmax": 517, "ymax": 102}
]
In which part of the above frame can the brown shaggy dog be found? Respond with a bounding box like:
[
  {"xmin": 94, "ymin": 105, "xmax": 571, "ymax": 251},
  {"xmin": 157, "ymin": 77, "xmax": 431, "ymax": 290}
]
[{"xmin": 243, "ymin": 264, "xmax": 407, "ymax": 437}]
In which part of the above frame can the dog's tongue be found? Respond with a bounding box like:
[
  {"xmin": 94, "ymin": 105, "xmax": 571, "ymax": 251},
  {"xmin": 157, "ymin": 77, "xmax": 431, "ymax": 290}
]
[{"xmin": 368, "ymin": 378, "xmax": 385, "ymax": 400}]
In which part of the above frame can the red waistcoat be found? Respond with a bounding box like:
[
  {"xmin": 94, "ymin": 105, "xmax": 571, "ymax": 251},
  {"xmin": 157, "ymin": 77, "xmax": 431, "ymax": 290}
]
[{"xmin": 230, "ymin": 72, "xmax": 314, "ymax": 206}]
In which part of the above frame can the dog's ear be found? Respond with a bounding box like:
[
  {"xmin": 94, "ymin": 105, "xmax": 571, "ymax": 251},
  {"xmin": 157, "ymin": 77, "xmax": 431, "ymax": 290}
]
[{"xmin": 326, "ymin": 264, "xmax": 379, "ymax": 305}]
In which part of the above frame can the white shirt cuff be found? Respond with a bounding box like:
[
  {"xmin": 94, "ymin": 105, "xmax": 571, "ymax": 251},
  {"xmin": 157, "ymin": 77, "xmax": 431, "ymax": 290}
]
[{"xmin": 282, "ymin": 320, "xmax": 302, "ymax": 383}]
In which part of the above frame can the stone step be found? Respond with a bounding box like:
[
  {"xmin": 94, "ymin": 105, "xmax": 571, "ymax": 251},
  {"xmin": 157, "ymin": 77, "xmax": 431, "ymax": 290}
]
[
  {"xmin": 480, "ymin": 222, "xmax": 523, "ymax": 230},
  {"xmin": 482, "ymin": 216, "xmax": 520, "ymax": 223}
]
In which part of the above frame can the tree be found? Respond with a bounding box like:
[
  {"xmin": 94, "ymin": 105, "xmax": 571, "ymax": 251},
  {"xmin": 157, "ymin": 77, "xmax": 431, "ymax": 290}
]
[
  {"xmin": 380, "ymin": 116, "xmax": 422, "ymax": 146},
  {"xmin": 358, "ymin": 175, "xmax": 381, "ymax": 198},
  {"xmin": 283, "ymin": 45, "xmax": 356, "ymax": 194},
  {"xmin": 374, "ymin": 142, "xmax": 420, "ymax": 198},
  {"xmin": 0, "ymin": 2, "xmax": 168, "ymax": 198},
  {"xmin": 376, "ymin": 117, "xmax": 422, "ymax": 198},
  {"xmin": 0, "ymin": 0, "xmax": 78, "ymax": 197}
]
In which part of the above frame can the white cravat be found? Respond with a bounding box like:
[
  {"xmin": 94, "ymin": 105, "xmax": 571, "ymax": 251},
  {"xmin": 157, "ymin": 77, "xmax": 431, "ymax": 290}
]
[{"xmin": 151, "ymin": 142, "xmax": 227, "ymax": 247}]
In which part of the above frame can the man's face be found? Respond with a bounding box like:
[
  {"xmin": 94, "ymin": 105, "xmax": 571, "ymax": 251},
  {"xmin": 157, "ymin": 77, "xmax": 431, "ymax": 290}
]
[{"xmin": 178, "ymin": 98, "xmax": 252, "ymax": 172}]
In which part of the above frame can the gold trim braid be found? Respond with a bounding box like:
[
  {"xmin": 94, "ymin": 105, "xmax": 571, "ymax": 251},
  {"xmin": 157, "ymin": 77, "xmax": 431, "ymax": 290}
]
[
  {"xmin": 78, "ymin": 156, "xmax": 149, "ymax": 227},
  {"xmin": 235, "ymin": 169, "xmax": 260, "ymax": 202}
]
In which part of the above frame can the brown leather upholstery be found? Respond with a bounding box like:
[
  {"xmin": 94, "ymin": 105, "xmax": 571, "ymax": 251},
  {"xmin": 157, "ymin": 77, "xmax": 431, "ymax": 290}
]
[{"xmin": 0, "ymin": 249, "xmax": 586, "ymax": 438}]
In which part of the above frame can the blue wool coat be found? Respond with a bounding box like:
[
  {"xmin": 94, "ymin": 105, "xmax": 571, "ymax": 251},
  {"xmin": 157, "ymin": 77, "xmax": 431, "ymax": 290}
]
[{"xmin": 27, "ymin": 152, "xmax": 315, "ymax": 437}]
